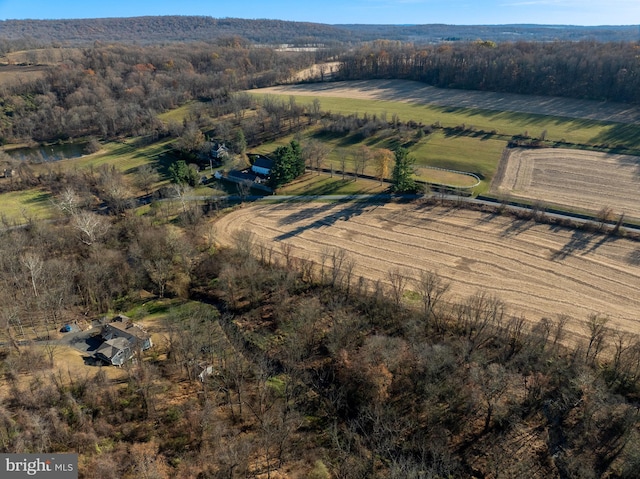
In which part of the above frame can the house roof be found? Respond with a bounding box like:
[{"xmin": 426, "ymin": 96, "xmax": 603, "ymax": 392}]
[
  {"xmin": 95, "ymin": 337, "xmax": 131, "ymax": 362},
  {"xmin": 104, "ymin": 321, "xmax": 150, "ymax": 341},
  {"xmin": 252, "ymin": 157, "xmax": 274, "ymax": 170},
  {"xmin": 228, "ymin": 170, "xmax": 259, "ymax": 182}
]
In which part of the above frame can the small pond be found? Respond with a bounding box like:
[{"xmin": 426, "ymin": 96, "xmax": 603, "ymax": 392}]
[{"xmin": 5, "ymin": 142, "xmax": 88, "ymax": 162}]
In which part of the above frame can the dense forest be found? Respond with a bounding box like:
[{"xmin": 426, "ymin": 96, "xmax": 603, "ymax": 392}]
[
  {"xmin": 0, "ymin": 17, "xmax": 638, "ymax": 46},
  {"xmin": 337, "ymin": 40, "xmax": 640, "ymax": 104},
  {"xmin": 0, "ymin": 42, "xmax": 317, "ymax": 143}
]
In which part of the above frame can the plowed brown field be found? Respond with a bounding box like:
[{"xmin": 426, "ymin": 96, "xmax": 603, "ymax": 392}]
[
  {"xmin": 493, "ymin": 148, "xmax": 640, "ymax": 221},
  {"xmin": 215, "ymin": 201, "xmax": 640, "ymax": 339}
]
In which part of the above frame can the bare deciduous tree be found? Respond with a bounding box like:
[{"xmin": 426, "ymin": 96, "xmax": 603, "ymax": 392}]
[
  {"xmin": 71, "ymin": 210, "xmax": 110, "ymax": 246},
  {"xmin": 387, "ymin": 267, "xmax": 409, "ymax": 307},
  {"xmin": 134, "ymin": 164, "xmax": 160, "ymax": 195},
  {"xmin": 585, "ymin": 313, "xmax": 609, "ymax": 364},
  {"xmin": 415, "ymin": 270, "xmax": 450, "ymax": 332},
  {"xmin": 471, "ymin": 363, "xmax": 509, "ymax": 433},
  {"xmin": 21, "ymin": 252, "xmax": 43, "ymax": 298}
]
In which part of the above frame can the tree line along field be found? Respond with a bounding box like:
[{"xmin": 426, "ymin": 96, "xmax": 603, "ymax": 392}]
[{"xmin": 214, "ymin": 200, "xmax": 640, "ymax": 342}]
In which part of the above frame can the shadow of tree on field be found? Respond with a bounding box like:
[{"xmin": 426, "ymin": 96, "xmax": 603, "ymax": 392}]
[
  {"xmin": 550, "ymin": 229, "xmax": 593, "ymax": 260},
  {"xmin": 276, "ymin": 200, "xmax": 341, "ymax": 226},
  {"xmin": 584, "ymin": 234, "xmax": 620, "ymax": 255},
  {"xmin": 274, "ymin": 198, "xmax": 385, "ymax": 241},
  {"xmin": 613, "ymin": 152, "xmax": 640, "ymax": 178},
  {"xmin": 501, "ymin": 218, "xmax": 534, "ymax": 238},
  {"xmin": 590, "ymin": 123, "xmax": 640, "ymax": 152},
  {"xmin": 627, "ymin": 248, "xmax": 640, "ymax": 266}
]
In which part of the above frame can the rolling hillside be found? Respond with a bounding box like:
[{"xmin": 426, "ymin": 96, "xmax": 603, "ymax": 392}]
[{"xmin": 0, "ymin": 16, "xmax": 638, "ymax": 45}]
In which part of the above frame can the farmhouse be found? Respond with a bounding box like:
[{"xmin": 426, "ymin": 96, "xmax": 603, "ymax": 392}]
[
  {"xmin": 211, "ymin": 142, "xmax": 229, "ymax": 160},
  {"xmin": 251, "ymin": 156, "xmax": 274, "ymax": 176}
]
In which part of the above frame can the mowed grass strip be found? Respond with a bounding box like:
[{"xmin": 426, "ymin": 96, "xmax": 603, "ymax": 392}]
[{"xmin": 65, "ymin": 139, "xmax": 176, "ymax": 175}]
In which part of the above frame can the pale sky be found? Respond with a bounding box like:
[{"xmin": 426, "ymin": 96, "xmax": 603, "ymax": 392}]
[{"xmin": 0, "ymin": 0, "xmax": 639, "ymax": 25}]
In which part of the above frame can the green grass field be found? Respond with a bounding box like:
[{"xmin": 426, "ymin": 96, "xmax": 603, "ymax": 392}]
[
  {"xmin": 5, "ymin": 85, "xmax": 639, "ymax": 225},
  {"xmin": 157, "ymin": 103, "xmax": 196, "ymax": 124},
  {"xmin": 66, "ymin": 139, "xmax": 177, "ymax": 176},
  {"xmin": 248, "ymin": 92, "xmax": 640, "ymax": 194},
  {"xmin": 411, "ymin": 131, "xmax": 504, "ymax": 182},
  {"xmin": 251, "ymin": 93, "xmax": 640, "ymax": 150},
  {"xmin": 0, "ymin": 188, "xmax": 56, "ymax": 224},
  {"xmin": 251, "ymin": 125, "xmax": 501, "ymax": 193}
]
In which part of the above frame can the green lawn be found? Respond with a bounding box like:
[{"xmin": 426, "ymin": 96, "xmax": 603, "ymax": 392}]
[
  {"xmin": 251, "ymin": 125, "xmax": 502, "ymax": 193},
  {"xmin": 411, "ymin": 131, "xmax": 505, "ymax": 192},
  {"xmin": 157, "ymin": 102, "xmax": 197, "ymax": 124},
  {"xmin": 0, "ymin": 188, "xmax": 56, "ymax": 224},
  {"xmin": 67, "ymin": 139, "xmax": 178, "ymax": 178}
]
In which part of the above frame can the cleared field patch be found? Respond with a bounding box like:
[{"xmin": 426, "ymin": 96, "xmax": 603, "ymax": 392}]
[
  {"xmin": 0, "ymin": 64, "xmax": 47, "ymax": 87},
  {"xmin": 493, "ymin": 148, "xmax": 640, "ymax": 221},
  {"xmin": 215, "ymin": 201, "xmax": 640, "ymax": 340},
  {"xmin": 0, "ymin": 188, "xmax": 56, "ymax": 223}
]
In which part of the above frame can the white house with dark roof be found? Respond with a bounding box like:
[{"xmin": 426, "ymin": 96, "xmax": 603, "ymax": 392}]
[{"xmin": 211, "ymin": 143, "xmax": 229, "ymax": 160}]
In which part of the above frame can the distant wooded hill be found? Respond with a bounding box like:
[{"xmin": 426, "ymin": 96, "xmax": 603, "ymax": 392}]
[{"xmin": 0, "ymin": 16, "xmax": 638, "ymax": 45}]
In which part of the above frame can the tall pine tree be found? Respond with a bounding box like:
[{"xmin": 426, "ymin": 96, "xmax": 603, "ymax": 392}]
[
  {"xmin": 269, "ymin": 140, "xmax": 305, "ymax": 188},
  {"xmin": 391, "ymin": 147, "xmax": 417, "ymax": 193}
]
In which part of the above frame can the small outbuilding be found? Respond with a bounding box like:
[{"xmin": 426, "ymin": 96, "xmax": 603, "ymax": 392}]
[{"xmin": 251, "ymin": 156, "xmax": 274, "ymax": 176}]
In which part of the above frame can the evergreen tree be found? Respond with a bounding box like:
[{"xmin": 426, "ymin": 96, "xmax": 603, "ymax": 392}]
[
  {"xmin": 233, "ymin": 128, "xmax": 247, "ymax": 155},
  {"xmin": 169, "ymin": 160, "xmax": 199, "ymax": 187},
  {"xmin": 391, "ymin": 147, "xmax": 417, "ymax": 193},
  {"xmin": 269, "ymin": 140, "xmax": 305, "ymax": 188}
]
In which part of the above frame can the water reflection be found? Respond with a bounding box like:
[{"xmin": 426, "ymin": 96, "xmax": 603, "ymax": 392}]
[{"xmin": 5, "ymin": 142, "xmax": 88, "ymax": 162}]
